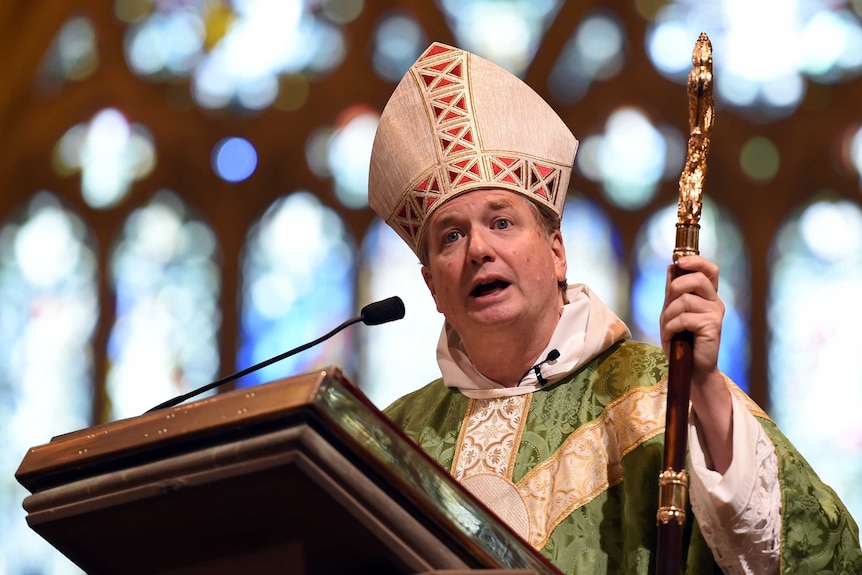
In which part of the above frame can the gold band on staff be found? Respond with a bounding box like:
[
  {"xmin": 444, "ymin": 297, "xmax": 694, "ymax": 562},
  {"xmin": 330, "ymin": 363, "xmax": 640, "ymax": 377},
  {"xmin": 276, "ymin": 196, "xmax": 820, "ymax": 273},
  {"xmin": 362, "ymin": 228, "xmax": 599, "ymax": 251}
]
[{"xmin": 657, "ymin": 468, "xmax": 689, "ymax": 526}]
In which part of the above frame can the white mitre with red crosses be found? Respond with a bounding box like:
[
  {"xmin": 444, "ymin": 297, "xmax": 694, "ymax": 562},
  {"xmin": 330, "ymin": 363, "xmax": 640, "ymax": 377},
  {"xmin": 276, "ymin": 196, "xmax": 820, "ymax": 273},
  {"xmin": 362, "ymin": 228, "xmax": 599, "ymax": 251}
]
[{"xmin": 368, "ymin": 42, "xmax": 579, "ymax": 257}]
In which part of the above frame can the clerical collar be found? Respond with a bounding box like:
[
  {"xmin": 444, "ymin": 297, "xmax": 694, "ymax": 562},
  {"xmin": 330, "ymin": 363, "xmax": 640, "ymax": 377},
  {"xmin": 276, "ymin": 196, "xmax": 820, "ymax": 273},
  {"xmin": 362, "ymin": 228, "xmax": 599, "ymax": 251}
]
[{"xmin": 436, "ymin": 284, "xmax": 631, "ymax": 399}]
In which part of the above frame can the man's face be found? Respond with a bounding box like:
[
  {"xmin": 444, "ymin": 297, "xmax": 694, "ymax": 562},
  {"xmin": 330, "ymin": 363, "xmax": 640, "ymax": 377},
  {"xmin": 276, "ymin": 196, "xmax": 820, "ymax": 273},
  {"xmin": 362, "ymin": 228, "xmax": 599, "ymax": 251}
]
[{"xmin": 421, "ymin": 189, "xmax": 567, "ymax": 343}]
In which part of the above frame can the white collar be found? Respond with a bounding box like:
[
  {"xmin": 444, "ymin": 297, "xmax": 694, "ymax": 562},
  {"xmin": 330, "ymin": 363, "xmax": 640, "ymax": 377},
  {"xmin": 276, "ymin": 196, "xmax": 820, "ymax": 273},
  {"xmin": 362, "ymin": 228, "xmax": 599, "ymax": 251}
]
[{"xmin": 436, "ymin": 284, "xmax": 631, "ymax": 399}]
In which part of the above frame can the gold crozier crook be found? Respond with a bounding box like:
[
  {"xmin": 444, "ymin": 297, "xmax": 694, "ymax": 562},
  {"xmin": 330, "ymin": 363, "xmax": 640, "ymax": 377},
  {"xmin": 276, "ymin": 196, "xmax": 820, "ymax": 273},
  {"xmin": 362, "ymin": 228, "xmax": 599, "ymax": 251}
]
[{"xmin": 674, "ymin": 33, "xmax": 714, "ymax": 260}]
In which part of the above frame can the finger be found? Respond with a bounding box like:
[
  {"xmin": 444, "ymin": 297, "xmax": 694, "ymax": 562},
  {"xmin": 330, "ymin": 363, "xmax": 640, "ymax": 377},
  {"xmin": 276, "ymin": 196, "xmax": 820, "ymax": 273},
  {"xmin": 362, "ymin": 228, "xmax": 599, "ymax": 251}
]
[
  {"xmin": 663, "ymin": 290, "xmax": 725, "ymax": 320},
  {"xmin": 661, "ymin": 310, "xmax": 720, "ymax": 341},
  {"xmin": 661, "ymin": 310, "xmax": 722, "ymax": 344},
  {"xmin": 664, "ymin": 264, "xmax": 675, "ymax": 305},
  {"xmin": 676, "ymin": 255, "xmax": 719, "ymax": 291},
  {"xmin": 663, "ymin": 291, "xmax": 717, "ymax": 317},
  {"xmin": 667, "ymin": 271, "xmax": 719, "ymax": 304}
]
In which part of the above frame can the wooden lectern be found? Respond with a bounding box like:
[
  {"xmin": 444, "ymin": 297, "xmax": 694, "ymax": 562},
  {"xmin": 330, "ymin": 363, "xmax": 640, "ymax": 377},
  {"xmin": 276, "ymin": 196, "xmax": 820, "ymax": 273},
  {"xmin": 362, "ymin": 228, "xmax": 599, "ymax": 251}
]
[{"xmin": 16, "ymin": 367, "xmax": 561, "ymax": 575}]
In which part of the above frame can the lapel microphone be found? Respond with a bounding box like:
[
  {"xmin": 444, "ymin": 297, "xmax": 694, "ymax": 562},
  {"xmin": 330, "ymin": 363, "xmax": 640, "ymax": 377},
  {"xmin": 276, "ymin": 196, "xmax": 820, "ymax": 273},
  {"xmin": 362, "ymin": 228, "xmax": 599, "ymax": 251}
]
[{"xmin": 518, "ymin": 349, "xmax": 561, "ymax": 387}]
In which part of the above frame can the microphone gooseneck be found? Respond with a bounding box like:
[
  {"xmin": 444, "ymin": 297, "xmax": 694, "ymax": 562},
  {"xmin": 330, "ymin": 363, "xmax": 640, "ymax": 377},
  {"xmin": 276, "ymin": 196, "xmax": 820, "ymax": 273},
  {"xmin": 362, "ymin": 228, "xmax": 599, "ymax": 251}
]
[{"xmin": 145, "ymin": 296, "xmax": 405, "ymax": 413}]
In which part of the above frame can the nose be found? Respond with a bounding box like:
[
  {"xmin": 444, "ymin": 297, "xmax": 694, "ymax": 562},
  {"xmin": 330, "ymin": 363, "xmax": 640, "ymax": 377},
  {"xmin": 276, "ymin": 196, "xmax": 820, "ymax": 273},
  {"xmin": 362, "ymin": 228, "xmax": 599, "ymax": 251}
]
[{"xmin": 467, "ymin": 227, "xmax": 495, "ymax": 264}]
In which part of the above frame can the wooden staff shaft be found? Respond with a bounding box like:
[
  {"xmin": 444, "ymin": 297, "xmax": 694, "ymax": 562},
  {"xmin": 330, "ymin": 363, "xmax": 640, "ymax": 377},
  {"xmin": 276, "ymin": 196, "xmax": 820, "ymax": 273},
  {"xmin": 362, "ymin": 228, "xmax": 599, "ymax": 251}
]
[{"xmin": 656, "ymin": 266, "xmax": 695, "ymax": 575}]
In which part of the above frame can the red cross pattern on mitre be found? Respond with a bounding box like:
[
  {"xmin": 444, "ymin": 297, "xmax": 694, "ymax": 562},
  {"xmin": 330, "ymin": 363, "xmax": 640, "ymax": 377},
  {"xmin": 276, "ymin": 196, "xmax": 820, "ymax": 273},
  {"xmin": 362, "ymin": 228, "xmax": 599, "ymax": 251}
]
[
  {"xmin": 415, "ymin": 44, "xmax": 480, "ymax": 165},
  {"xmin": 392, "ymin": 153, "xmax": 563, "ymax": 251},
  {"xmin": 487, "ymin": 155, "xmax": 562, "ymax": 204}
]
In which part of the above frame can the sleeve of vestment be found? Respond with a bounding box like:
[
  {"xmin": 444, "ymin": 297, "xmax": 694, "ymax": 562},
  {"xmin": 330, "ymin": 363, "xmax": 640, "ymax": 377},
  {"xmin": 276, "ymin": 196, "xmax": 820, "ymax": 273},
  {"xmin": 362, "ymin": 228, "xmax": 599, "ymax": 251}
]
[
  {"xmin": 688, "ymin": 391, "xmax": 781, "ymax": 574},
  {"xmin": 688, "ymin": 388, "xmax": 862, "ymax": 574}
]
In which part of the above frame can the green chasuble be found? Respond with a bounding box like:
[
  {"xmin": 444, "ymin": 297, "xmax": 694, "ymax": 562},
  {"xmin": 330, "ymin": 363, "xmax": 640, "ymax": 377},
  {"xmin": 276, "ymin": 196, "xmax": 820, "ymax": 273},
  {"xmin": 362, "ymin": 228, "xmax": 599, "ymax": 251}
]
[{"xmin": 384, "ymin": 340, "xmax": 862, "ymax": 574}]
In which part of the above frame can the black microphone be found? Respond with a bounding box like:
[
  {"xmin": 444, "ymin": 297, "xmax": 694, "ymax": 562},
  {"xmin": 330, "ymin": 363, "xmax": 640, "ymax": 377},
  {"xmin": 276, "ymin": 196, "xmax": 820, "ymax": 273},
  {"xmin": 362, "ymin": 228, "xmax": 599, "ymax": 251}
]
[
  {"xmin": 517, "ymin": 349, "xmax": 561, "ymax": 387},
  {"xmin": 144, "ymin": 296, "xmax": 405, "ymax": 413},
  {"xmin": 361, "ymin": 295, "xmax": 406, "ymax": 325}
]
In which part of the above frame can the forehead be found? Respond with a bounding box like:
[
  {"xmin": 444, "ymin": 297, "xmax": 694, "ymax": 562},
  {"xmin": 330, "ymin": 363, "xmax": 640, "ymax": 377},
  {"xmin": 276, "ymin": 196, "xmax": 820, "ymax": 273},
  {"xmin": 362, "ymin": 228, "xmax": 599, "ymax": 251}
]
[{"xmin": 428, "ymin": 189, "xmax": 528, "ymax": 224}]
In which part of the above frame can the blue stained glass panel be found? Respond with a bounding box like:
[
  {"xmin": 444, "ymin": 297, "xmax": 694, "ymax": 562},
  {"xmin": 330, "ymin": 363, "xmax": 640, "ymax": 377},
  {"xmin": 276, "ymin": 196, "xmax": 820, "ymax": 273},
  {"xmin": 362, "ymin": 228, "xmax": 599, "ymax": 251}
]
[
  {"xmin": 0, "ymin": 193, "xmax": 93, "ymax": 574},
  {"xmin": 359, "ymin": 218, "xmax": 442, "ymax": 408},
  {"xmin": 107, "ymin": 191, "xmax": 221, "ymax": 418},
  {"xmin": 437, "ymin": 0, "xmax": 564, "ymax": 76},
  {"xmin": 238, "ymin": 192, "xmax": 356, "ymax": 387},
  {"xmin": 768, "ymin": 197, "xmax": 862, "ymax": 525},
  {"xmin": 631, "ymin": 199, "xmax": 750, "ymax": 391},
  {"xmin": 561, "ymin": 196, "xmax": 627, "ymax": 314}
]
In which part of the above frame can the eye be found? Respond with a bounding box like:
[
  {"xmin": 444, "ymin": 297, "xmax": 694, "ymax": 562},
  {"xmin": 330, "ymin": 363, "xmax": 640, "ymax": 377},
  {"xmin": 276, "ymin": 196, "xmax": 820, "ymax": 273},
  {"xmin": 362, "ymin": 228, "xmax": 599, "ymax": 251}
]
[
  {"xmin": 444, "ymin": 230, "xmax": 463, "ymax": 244},
  {"xmin": 494, "ymin": 219, "xmax": 511, "ymax": 230}
]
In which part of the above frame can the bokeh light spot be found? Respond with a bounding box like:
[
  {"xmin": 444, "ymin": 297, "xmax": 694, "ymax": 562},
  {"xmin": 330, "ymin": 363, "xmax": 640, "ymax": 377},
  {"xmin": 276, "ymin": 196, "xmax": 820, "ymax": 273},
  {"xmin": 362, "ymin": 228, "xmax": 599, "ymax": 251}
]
[
  {"xmin": 212, "ymin": 137, "xmax": 258, "ymax": 182},
  {"xmin": 740, "ymin": 136, "xmax": 780, "ymax": 182}
]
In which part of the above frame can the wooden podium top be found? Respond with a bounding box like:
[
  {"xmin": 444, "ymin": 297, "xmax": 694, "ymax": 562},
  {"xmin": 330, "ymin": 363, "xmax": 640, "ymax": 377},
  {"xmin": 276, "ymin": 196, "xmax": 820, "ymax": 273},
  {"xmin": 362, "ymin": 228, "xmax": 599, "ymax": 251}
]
[
  {"xmin": 17, "ymin": 367, "xmax": 562, "ymax": 575},
  {"xmin": 17, "ymin": 368, "xmax": 339, "ymax": 492}
]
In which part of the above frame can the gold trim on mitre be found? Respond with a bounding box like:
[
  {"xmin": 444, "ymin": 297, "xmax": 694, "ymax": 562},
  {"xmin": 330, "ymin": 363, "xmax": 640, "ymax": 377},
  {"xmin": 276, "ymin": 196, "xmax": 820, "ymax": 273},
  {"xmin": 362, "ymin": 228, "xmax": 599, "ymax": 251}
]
[{"xmin": 369, "ymin": 42, "xmax": 579, "ymax": 256}]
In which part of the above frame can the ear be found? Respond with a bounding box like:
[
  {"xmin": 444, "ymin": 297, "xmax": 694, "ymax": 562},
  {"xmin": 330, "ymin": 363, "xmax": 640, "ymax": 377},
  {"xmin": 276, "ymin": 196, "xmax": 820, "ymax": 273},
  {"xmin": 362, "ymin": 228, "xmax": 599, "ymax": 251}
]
[
  {"xmin": 421, "ymin": 266, "xmax": 442, "ymax": 311},
  {"xmin": 550, "ymin": 229, "xmax": 567, "ymax": 283}
]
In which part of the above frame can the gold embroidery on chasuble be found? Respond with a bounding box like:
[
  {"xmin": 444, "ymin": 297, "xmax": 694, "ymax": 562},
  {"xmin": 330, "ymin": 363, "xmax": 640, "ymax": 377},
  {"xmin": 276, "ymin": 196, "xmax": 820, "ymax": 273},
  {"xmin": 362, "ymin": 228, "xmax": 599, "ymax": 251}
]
[
  {"xmin": 453, "ymin": 395, "xmax": 531, "ymax": 480},
  {"xmin": 516, "ymin": 382, "xmax": 668, "ymax": 550},
  {"xmin": 451, "ymin": 382, "xmax": 669, "ymax": 549},
  {"xmin": 453, "ymin": 395, "xmax": 532, "ymax": 541},
  {"xmin": 727, "ymin": 377, "xmax": 770, "ymax": 421}
]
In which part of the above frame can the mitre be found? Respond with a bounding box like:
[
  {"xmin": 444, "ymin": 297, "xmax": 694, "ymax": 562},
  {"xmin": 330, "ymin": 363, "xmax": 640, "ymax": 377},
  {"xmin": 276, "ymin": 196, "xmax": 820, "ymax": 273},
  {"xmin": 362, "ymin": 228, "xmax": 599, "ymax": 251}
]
[{"xmin": 368, "ymin": 42, "xmax": 579, "ymax": 257}]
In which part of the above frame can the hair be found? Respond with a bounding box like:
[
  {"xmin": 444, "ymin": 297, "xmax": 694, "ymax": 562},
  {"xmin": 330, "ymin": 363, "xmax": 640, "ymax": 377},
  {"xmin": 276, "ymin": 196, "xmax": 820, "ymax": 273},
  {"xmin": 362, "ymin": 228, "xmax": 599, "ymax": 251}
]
[{"xmin": 526, "ymin": 199, "xmax": 570, "ymax": 299}]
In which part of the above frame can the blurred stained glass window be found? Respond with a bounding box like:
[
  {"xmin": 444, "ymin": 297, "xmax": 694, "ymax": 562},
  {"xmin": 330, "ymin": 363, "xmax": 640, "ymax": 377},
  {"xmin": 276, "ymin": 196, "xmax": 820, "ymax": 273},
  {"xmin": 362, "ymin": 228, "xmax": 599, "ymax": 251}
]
[
  {"xmin": 576, "ymin": 106, "xmax": 686, "ymax": 210},
  {"xmin": 305, "ymin": 105, "xmax": 379, "ymax": 209},
  {"xmin": 119, "ymin": 0, "xmax": 362, "ymax": 111},
  {"xmin": 238, "ymin": 192, "xmax": 356, "ymax": 387},
  {"xmin": 644, "ymin": 0, "xmax": 862, "ymax": 119},
  {"xmin": 53, "ymin": 108, "xmax": 156, "ymax": 209},
  {"xmin": 561, "ymin": 196, "xmax": 628, "ymax": 313},
  {"xmin": 360, "ymin": 218, "xmax": 441, "ymax": 408},
  {"xmin": 846, "ymin": 123, "xmax": 862, "ymax": 185},
  {"xmin": 436, "ymin": 0, "xmax": 565, "ymax": 75},
  {"xmin": 631, "ymin": 199, "xmax": 750, "ymax": 391},
  {"xmin": 107, "ymin": 191, "xmax": 221, "ymax": 419},
  {"xmin": 0, "ymin": 193, "xmax": 95, "ymax": 574},
  {"xmin": 768, "ymin": 196, "xmax": 862, "ymax": 524},
  {"xmin": 38, "ymin": 15, "xmax": 99, "ymax": 87},
  {"xmin": 548, "ymin": 9, "xmax": 627, "ymax": 104},
  {"xmin": 371, "ymin": 9, "xmax": 428, "ymax": 82}
]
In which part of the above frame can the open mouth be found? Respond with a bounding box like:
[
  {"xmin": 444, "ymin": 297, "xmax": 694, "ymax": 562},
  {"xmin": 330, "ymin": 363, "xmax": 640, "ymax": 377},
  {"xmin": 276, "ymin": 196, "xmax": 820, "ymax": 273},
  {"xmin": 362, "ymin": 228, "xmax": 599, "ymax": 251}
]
[{"xmin": 470, "ymin": 279, "xmax": 509, "ymax": 297}]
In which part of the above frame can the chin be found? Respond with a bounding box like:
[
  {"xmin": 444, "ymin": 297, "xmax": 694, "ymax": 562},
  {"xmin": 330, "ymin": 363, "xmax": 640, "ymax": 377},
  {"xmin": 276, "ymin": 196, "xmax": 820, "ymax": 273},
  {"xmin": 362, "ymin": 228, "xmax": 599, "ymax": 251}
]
[{"xmin": 466, "ymin": 306, "xmax": 521, "ymax": 328}]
